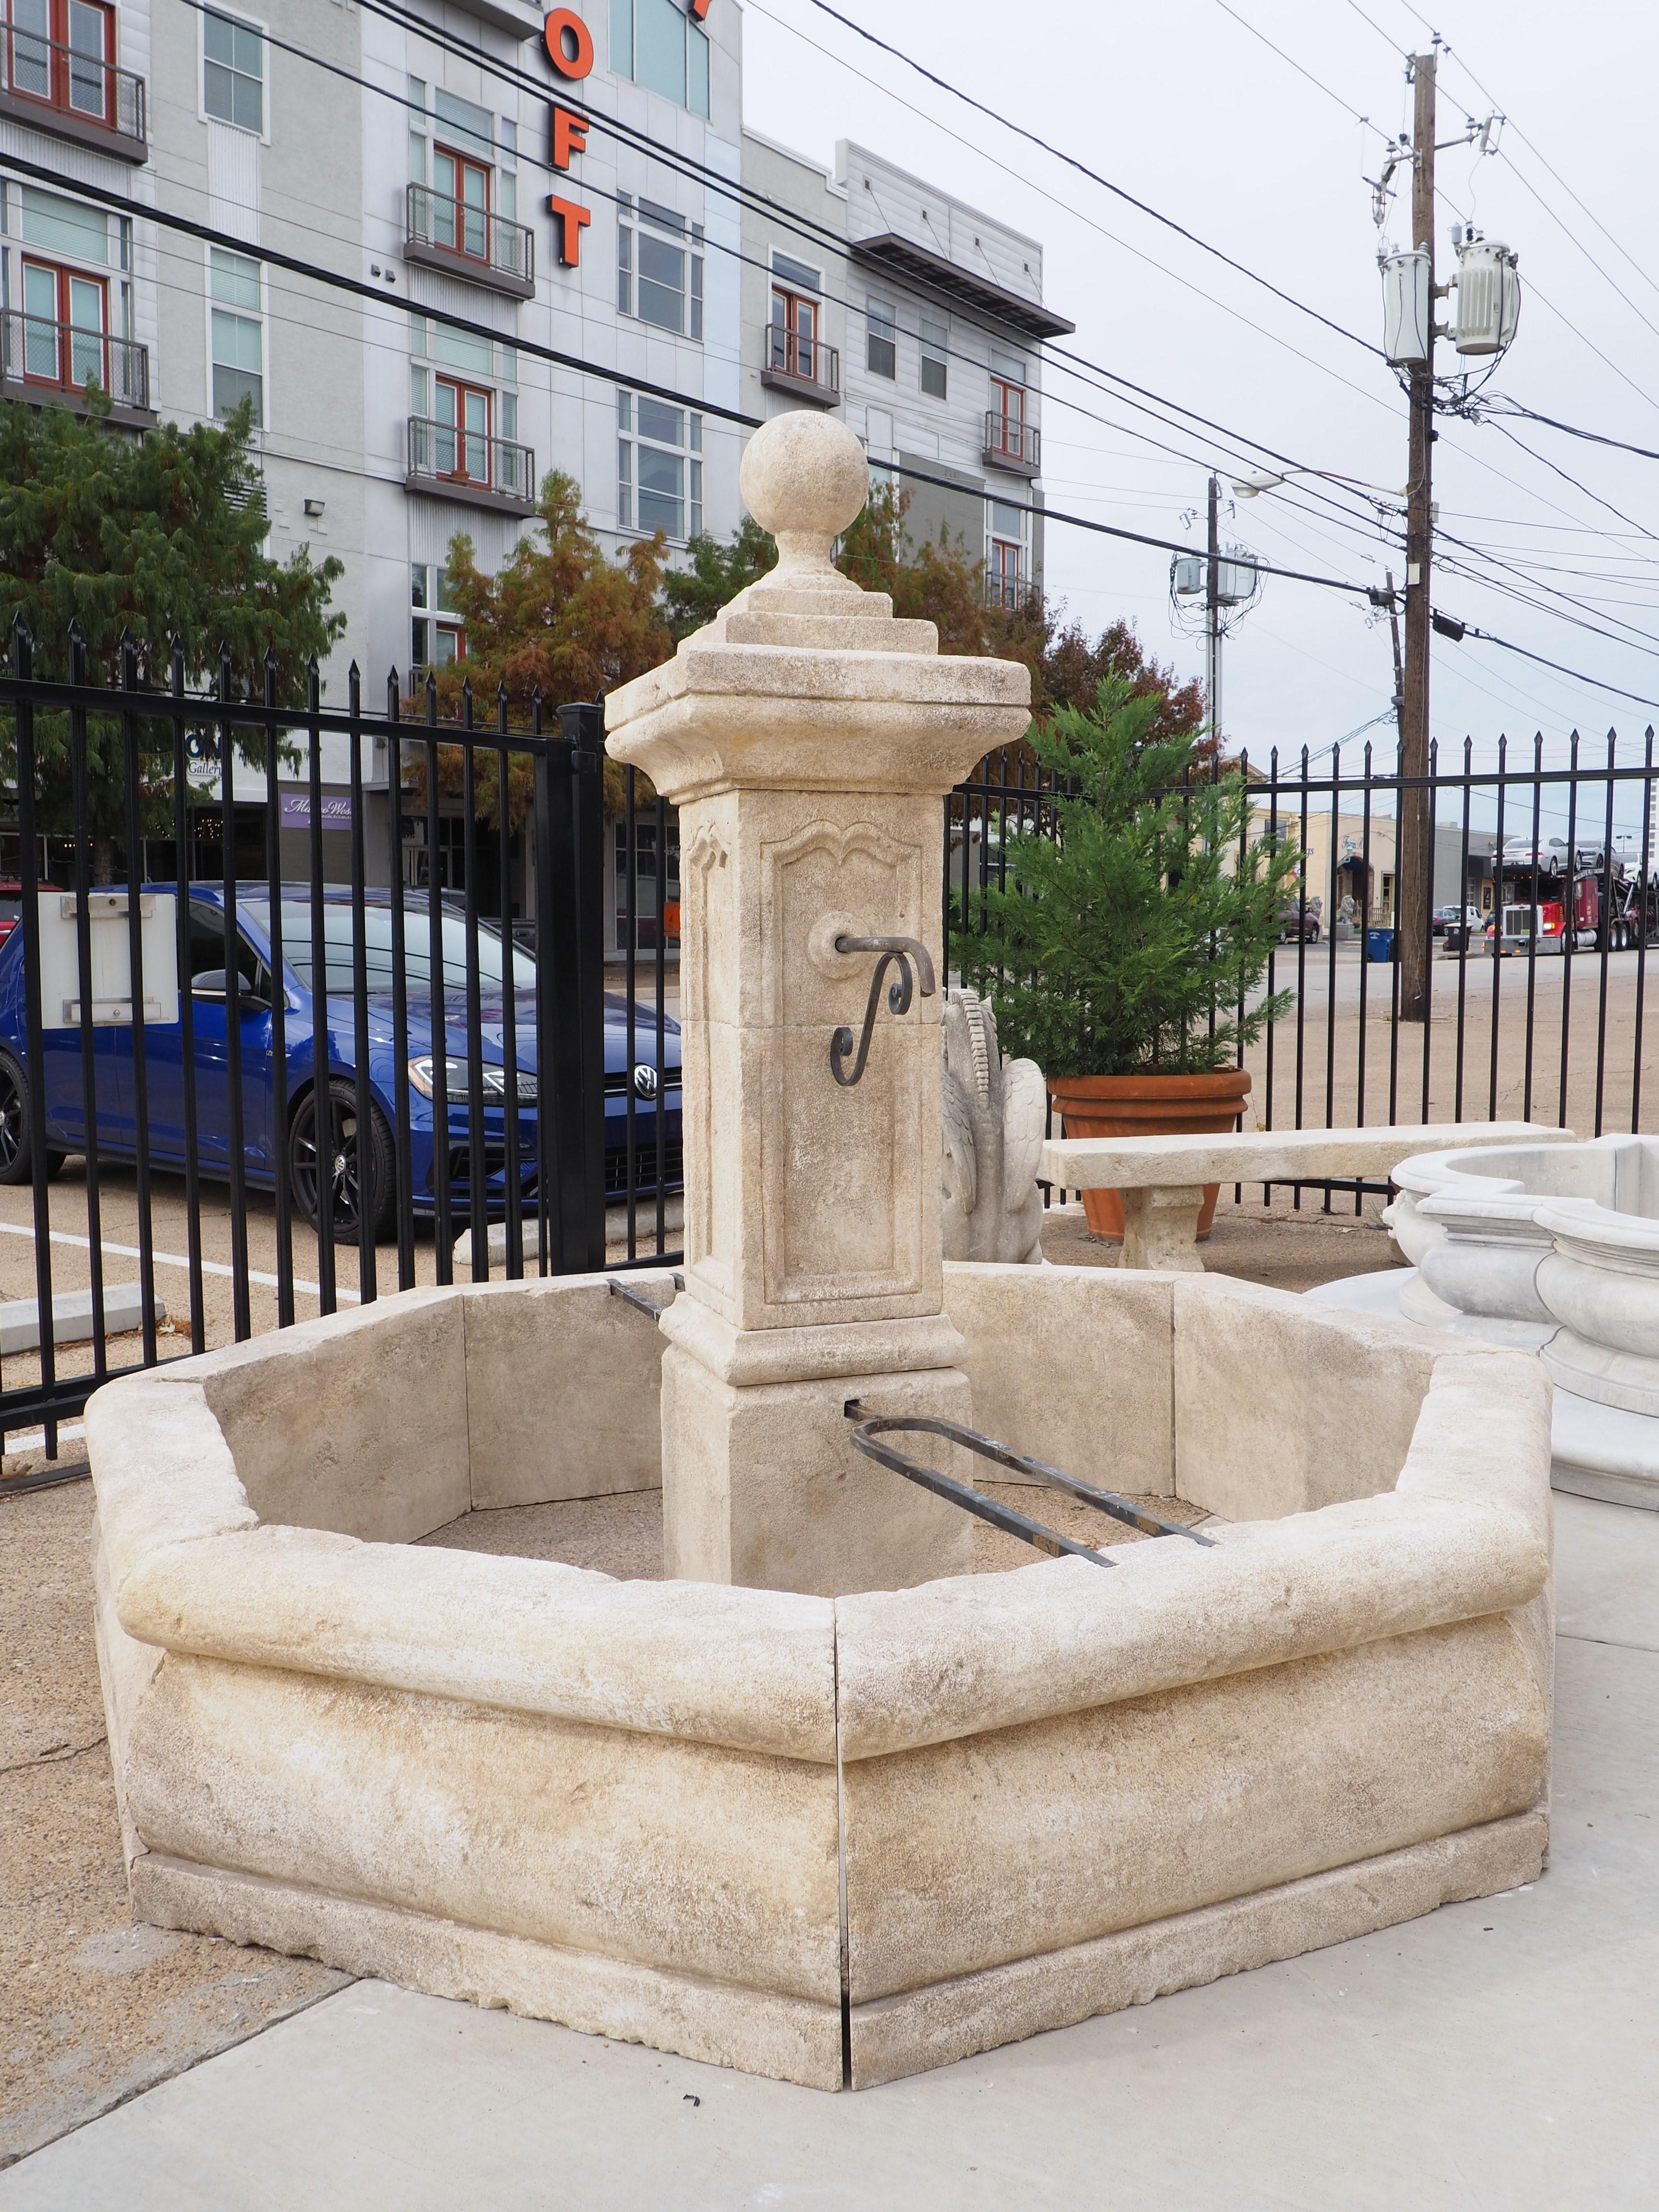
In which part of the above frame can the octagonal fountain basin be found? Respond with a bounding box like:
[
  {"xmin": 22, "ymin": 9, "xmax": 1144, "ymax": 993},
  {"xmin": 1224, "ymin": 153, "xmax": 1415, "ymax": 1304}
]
[{"xmin": 87, "ymin": 1265, "xmax": 1552, "ymax": 2092}]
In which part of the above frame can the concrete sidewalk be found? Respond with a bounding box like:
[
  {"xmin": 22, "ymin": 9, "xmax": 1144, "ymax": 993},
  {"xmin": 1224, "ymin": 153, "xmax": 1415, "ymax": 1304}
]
[{"xmin": 4, "ymin": 1494, "xmax": 1657, "ymax": 2212}]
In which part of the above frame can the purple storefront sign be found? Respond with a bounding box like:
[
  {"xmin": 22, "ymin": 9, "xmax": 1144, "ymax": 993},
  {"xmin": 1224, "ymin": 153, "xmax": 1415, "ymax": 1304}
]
[{"xmin": 279, "ymin": 792, "xmax": 354, "ymax": 830}]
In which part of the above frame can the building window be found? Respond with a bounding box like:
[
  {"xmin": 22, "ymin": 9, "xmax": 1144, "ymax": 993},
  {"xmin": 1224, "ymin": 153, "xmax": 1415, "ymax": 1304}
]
[
  {"xmin": 988, "ymin": 500, "xmax": 1025, "ymax": 608},
  {"xmin": 7, "ymin": 0, "xmax": 117, "ymax": 126},
  {"xmin": 610, "ymin": 0, "xmax": 710, "ymax": 118},
  {"xmin": 616, "ymin": 196, "xmax": 703, "ymax": 338},
  {"xmin": 617, "ymin": 389, "xmax": 702, "ymax": 541},
  {"xmin": 866, "ymin": 296, "xmax": 896, "ymax": 379},
  {"xmin": 919, "ymin": 313, "xmax": 948, "ymax": 400},
  {"xmin": 202, "ymin": 8, "xmax": 263, "ymax": 134},
  {"xmin": 18, "ymin": 257, "xmax": 106, "ymax": 390},
  {"xmin": 410, "ymin": 564, "xmax": 465, "ymax": 673},
  {"xmin": 433, "ymin": 375, "xmax": 492, "ymax": 482},
  {"xmin": 209, "ymin": 245, "xmax": 263, "ymax": 423}
]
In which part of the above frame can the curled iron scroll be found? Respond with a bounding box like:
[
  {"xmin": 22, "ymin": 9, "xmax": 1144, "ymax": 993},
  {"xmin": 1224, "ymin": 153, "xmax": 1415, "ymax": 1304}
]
[{"xmin": 829, "ymin": 934, "xmax": 937, "ymax": 1088}]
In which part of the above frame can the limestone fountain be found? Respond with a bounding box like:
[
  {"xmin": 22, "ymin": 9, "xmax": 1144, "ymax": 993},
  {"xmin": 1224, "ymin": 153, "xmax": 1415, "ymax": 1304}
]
[{"xmin": 87, "ymin": 414, "xmax": 1554, "ymax": 2092}]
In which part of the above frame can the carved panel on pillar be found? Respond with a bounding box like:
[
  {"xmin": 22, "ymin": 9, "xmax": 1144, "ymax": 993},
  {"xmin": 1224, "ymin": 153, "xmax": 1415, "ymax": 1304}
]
[{"xmin": 761, "ymin": 814, "xmax": 933, "ymax": 1321}]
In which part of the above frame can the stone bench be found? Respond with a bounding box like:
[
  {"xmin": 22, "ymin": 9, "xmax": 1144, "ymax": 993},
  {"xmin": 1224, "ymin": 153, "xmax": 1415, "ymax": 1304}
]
[{"xmin": 1039, "ymin": 1122, "xmax": 1579, "ymax": 1271}]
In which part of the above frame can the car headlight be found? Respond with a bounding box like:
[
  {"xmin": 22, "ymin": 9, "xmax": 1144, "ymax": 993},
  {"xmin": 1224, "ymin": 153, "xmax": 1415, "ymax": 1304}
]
[{"xmin": 408, "ymin": 1056, "xmax": 537, "ymax": 1103}]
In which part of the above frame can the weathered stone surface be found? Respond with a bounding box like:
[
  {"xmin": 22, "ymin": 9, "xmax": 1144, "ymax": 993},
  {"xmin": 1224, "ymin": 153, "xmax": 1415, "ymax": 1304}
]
[
  {"xmin": 1172, "ymin": 1273, "xmax": 1445, "ymax": 1520},
  {"xmin": 941, "ymin": 1262, "xmax": 1174, "ymax": 1497},
  {"xmin": 847, "ymin": 1811, "xmax": 1547, "ymax": 2089},
  {"xmin": 86, "ymin": 1268, "xmax": 1555, "ymax": 2095},
  {"xmin": 458, "ymin": 1270, "xmax": 671, "ymax": 1507},
  {"xmin": 176, "ymin": 1290, "xmax": 469, "ymax": 1543},
  {"xmin": 842, "ymin": 1616, "xmax": 1548, "ymax": 2004},
  {"xmin": 659, "ymin": 1347, "xmax": 974, "ymax": 1595},
  {"xmin": 134, "ymin": 1854, "xmax": 844, "ymax": 2092},
  {"xmin": 125, "ymin": 1657, "xmax": 842, "ymax": 2004},
  {"xmin": 117, "ymin": 1528, "xmax": 838, "ymax": 1761}
]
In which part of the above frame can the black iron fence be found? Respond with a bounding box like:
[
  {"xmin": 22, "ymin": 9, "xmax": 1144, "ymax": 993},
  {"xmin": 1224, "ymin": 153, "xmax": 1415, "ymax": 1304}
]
[
  {"xmin": 9, "ymin": 612, "xmax": 1657, "ymax": 1465},
  {"xmin": 949, "ymin": 729, "xmax": 1659, "ymax": 1193},
  {"xmin": 0, "ymin": 621, "xmax": 680, "ymax": 1460}
]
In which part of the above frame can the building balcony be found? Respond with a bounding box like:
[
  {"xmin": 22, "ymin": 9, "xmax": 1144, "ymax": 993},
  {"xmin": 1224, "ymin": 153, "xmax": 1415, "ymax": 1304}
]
[
  {"xmin": 404, "ymin": 184, "xmax": 535, "ymax": 301},
  {"xmin": 0, "ymin": 310, "xmax": 153, "ymax": 428},
  {"xmin": 406, "ymin": 416, "xmax": 537, "ymax": 516},
  {"xmin": 760, "ymin": 325, "xmax": 840, "ymax": 408},
  {"xmin": 984, "ymin": 411, "xmax": 1040, "ymax": 479},
  {"xmin": 0, "ymin": 19, "xmax": 146, "ymax": 160}
]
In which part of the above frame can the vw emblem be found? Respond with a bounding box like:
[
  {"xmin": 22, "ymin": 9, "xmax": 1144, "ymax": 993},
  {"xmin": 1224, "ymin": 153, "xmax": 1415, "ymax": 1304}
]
[{"xmin": 632, "ymin": 1062, "xmax": 659, "ymax": 1100}]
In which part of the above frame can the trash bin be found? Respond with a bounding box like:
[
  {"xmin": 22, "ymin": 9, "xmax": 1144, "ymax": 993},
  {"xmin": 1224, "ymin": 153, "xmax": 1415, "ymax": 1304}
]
[{"xmin": 1366, "ymin": 926, "xmax": 1396, "ymax": 963}]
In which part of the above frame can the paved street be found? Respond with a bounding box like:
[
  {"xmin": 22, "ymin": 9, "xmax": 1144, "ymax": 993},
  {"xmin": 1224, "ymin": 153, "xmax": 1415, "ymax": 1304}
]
[{"xmin": 2, "ymin": 1491, "xmax": 1654, "ymax": 2210}]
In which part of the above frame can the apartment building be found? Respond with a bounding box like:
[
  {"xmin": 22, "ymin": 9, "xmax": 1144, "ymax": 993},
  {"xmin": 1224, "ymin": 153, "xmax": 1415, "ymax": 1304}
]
[
  {"xmin": 1, "ymin": 3, "xmax": 1062, "ymax": 932},
  {"xmin": 2, "ymin": 0, "xmax": 744, "ymax": 914},
  {"xmin": 739, "ymin": 132, "xmax": 1071, "ymax": 604}
]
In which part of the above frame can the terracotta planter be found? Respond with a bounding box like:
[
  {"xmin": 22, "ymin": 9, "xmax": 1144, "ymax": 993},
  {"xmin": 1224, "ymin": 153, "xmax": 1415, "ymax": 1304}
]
[{"xmin": 1047, "ymin": 1069, "xmax": 1254, "ymax": 1242}]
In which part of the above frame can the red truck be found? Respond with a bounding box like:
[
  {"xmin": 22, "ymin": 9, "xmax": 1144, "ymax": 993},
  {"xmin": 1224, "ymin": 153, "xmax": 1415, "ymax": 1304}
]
[{"xmin": 1484, "ymin": 837, "xmax": 1647, "ymax": 955}]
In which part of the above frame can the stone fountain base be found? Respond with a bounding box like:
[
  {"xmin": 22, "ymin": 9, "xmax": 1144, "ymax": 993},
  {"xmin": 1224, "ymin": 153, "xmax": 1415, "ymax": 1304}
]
[{"xmin": 87, "ymin": 1266, "xmax": 1552, "ymax": 2092}]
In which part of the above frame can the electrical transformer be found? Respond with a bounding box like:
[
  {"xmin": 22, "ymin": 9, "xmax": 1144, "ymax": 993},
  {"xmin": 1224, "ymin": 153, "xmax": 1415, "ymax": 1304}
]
[
  {"xmin": 1452, "ymin": 237, "xmax": 1521, "ymax": 356},
  {"xmin": 1171, "ymin": 554, "xmax": 1204, "ymax": 597},
  {"xmin": 1218, "ymin": 550, "xmax": 1258, "ymax": 606},
  {"xmin": 1381, "ymin": 248, "xmax": 1431, "ymax": 365}
]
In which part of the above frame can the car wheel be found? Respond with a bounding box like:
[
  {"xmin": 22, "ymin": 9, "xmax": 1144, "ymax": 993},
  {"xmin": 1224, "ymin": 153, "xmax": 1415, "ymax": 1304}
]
[
  {"xmin": 0, "ymin": 1052, "xmax": 65, "ymax": 1186},
  {"xmin": 1307, "ymin": 922, "xmax": 1320, "ymax": 944},
  {"xmin": 289, "ymin": 1079, "xmax": 396, "ymax": 1243}
]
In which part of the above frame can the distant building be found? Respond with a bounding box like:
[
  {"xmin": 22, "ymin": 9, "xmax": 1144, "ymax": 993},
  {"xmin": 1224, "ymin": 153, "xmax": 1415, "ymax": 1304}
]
[{"xmin": 738, "ymin": 134, "xmax": 1071, "ymax": 603}]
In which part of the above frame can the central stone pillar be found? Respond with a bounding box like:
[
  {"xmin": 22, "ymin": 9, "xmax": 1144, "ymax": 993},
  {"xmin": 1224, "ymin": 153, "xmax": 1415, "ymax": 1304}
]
[{"xmin": 605, "ymin": 415, "xmax": 1032, "ymax": 1595}]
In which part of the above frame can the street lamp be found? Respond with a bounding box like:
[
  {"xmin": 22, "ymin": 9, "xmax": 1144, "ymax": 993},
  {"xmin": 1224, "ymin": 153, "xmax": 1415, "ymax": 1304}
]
[{"xmin": 1232, "ymin": 467, "xmax": 1402, "ymax": 502}]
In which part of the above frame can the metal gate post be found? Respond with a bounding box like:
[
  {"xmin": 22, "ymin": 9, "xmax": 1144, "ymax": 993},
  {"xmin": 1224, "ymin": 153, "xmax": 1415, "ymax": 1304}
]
[{"xmin": 561, "ymin": 700, "xmax": 609, "ymax": 1270}]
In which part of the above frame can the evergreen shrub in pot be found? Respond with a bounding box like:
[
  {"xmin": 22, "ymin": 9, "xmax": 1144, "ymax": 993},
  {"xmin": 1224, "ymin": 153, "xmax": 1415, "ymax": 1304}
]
[{"xmin": 954, "ymin": 673, "xmax": 1301, "ymax": 1241}]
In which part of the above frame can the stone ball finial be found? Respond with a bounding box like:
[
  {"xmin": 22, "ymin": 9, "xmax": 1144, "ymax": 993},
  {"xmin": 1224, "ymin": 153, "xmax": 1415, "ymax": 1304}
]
[{"xmin": 740, "ymin": 411, "xmax": 869, "ymax": 576}]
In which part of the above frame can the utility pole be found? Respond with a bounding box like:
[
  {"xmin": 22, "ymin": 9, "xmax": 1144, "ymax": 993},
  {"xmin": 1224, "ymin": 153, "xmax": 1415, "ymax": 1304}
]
[
  {"xmin": 1205, "ymin": 472, "xmax": 1222, "ymax": 747},
  {"xmin": 1385, "ymin": 566, "xmax": 1405, "ymax": 746},
  {"xmin": 1398, "ymin": 48, "xmax": 1437, "ymax": 1022}
]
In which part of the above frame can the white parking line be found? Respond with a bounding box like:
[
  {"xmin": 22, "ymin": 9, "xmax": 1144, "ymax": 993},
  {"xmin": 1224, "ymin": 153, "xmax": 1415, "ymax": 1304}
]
[
  {"xmin": 0, "ymin": 1219, "xmax": 361, "ymax": 1305},
  {"xmin": 2, "ymin": 1419, "xmax": 86, "ymax": 1454}
]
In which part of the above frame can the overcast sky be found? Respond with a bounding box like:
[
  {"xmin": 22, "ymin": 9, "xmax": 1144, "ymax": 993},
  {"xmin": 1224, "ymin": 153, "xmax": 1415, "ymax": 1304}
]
[{"xmin": 741, "ymin": 0, "xmax": 1659, "ymax": 803}]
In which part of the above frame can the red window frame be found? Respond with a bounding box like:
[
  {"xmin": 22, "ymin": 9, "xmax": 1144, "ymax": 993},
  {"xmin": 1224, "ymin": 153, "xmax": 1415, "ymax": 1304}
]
[
  {"xmin": 769, "ymin": 287, "xmax": 819, "ymax": 383},
  {"xmin": 433, "ymin": 375, "xmax": 493, "ymax": 484},
  {"xmin": 430, "ymin": 143, "xmax": 491, "ymax": 264},
  {"xmin": 990, "ymin": 376, "xmax": 1027, "ymax": 462},
  {"xmin": 6, "ymin": 0, "xmax": 116, "ymax": 125},
  {"xmin": 989, "ymin": 537, "xmax": 1022, "ymax": 609},
  {"xmin": 18, "ymin": 255, "xmax": 108, "ymax": 393}
]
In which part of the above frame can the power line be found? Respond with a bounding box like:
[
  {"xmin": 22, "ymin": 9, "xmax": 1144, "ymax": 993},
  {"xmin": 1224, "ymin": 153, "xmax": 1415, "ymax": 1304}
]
[
  {"xmin": 1445, "ymin": 617, "xmax": 1659, "ymax": 713},
  {"xmin": 188, "ymin": 0, "xmax": 1425, "ymax": 583},
  {"xmin": 0, "ymin": 148, "xmax": 1389, "ymax": 604},
  {"xmin": 0, "ymin": 148, "xmax": 764, "ymax": 432},
  {"xmin": 1208, "ymin": 0, "xmax": 1389, "ymax": 136},
  {"xmin": 1488, "ymin": 400, "xmax": 1659, "ymax": 468},
  {"xmin": 791, "ymin": 0, "xmax": 1384, "ymax": 358},
  {"xmin": 743, "ymin": 0, "xmax": 1402, "ymax": 419},
  {"xmin": 167, "ymin": 0, "xmax": 1403, "ymax": 561}
]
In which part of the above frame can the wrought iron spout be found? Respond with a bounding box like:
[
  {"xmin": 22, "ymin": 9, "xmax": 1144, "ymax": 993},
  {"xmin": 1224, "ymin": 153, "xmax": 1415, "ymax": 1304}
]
[{"xmin": 829, "ymin": 935, "xmax": 937, "ymax": 1088}]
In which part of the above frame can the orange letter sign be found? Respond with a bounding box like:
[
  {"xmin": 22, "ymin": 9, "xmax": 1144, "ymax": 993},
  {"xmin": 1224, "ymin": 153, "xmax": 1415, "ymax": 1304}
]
[
  {"xmin": 548, "ymin": 194, "xmax": 592, "ymax": 267},
  {"xmin": 543, "ymin": 9, "xmax": 594, "ymax": 79},
  {"xmin": 551, "ymin": 107, "xmax": 589, "ymax": 170},
  {"xmin": 688, "ymin": 0, "xmax": 711, "ymax": 17}
]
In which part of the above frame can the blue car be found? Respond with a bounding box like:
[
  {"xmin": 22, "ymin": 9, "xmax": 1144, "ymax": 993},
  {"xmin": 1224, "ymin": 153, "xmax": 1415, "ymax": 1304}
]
[{"xmin": 0, "ymin": 884, "xmax": 681, "ymax": 1239}]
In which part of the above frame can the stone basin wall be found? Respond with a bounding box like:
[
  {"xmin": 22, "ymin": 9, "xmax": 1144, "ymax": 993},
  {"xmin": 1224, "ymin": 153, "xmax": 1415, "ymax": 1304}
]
[{"xmin": 87, "ymin": 1267, "xmax": 1554, "ymax": 2091}]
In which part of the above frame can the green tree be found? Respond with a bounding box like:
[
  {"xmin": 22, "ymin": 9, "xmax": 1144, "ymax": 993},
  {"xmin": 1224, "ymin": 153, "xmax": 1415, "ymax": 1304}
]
[
  {"xmin": 661, "ymin": 514, "xmax": 777, "ymax": 640},
  {"xmin": 953, "ymin": 672, "xmax": 1299, "ymax": 1075},
  {"xmin": 0, "ymin": 397, "xmax": 345, "ymax": 878}
]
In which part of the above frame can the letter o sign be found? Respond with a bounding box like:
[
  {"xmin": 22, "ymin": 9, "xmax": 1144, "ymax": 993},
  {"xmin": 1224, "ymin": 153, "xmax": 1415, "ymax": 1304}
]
[{"xmin": 543, "ymin": 9, "xmax": 594, "ymax": 79}]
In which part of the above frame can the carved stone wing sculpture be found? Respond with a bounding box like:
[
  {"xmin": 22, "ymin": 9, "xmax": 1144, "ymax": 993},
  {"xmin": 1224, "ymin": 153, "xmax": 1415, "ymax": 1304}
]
[{"xmin": 939, "ymin": 987, "xmax": 1046, "ymax": 1264}]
